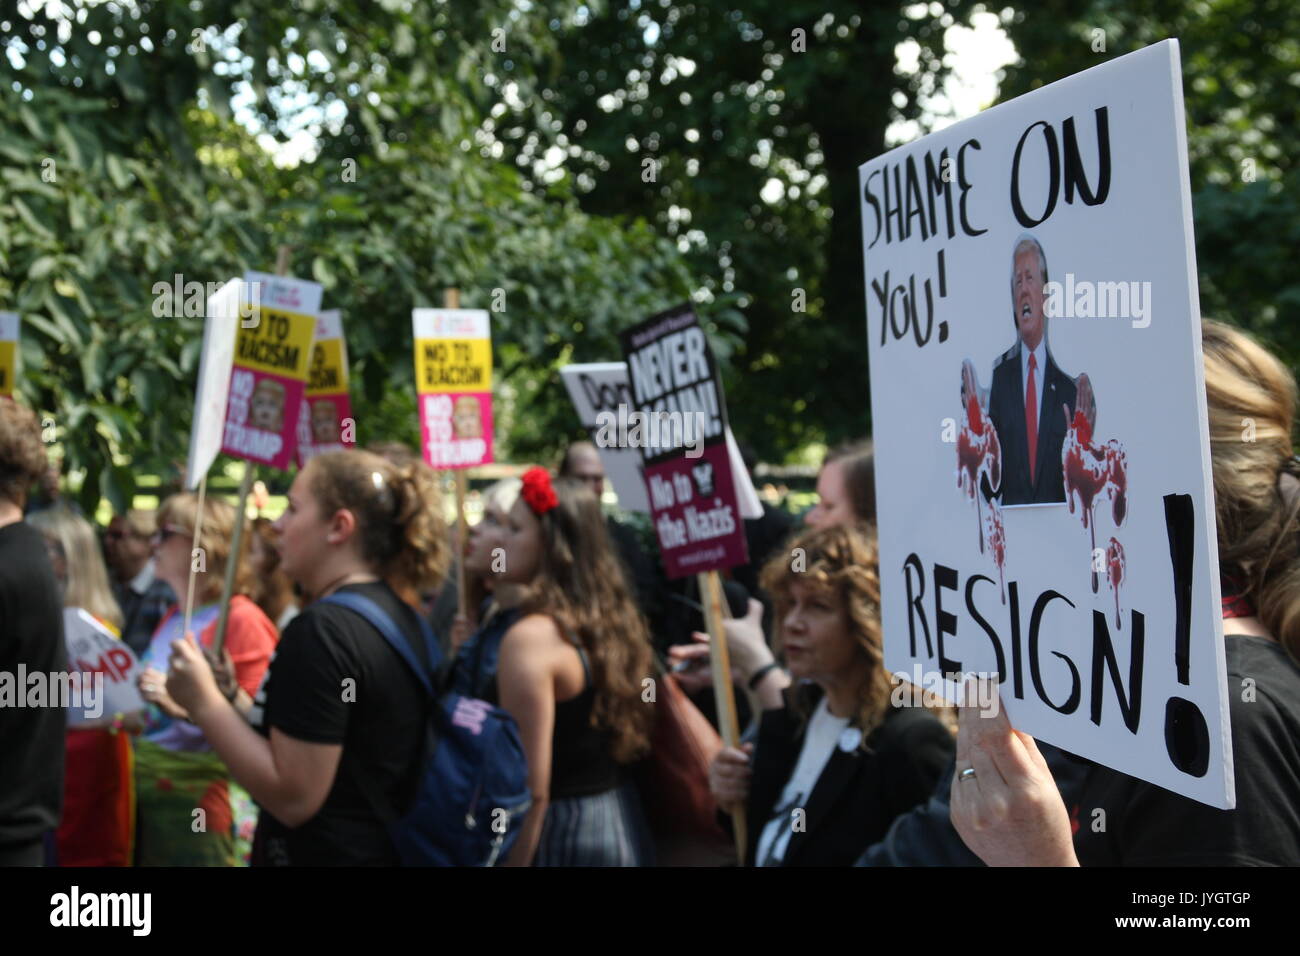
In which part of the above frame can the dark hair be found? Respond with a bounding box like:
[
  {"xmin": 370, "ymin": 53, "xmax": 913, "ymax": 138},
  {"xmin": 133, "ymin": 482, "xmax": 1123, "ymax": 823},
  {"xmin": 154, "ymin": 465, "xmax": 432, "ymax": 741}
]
[
  {"xmin": 308, "ymin": 449, "xmax": 450, "ymax": 601},
  {"xmin": 824, "ymin": 440, "xmax": 876, "ymax": 524},
  {"xmin": 0, "ymin": 400, "xmax": 47, "ymax": 506},
  {"xmin": 518, "ymin": 476, "xmax": 655, "ymax": 763}
]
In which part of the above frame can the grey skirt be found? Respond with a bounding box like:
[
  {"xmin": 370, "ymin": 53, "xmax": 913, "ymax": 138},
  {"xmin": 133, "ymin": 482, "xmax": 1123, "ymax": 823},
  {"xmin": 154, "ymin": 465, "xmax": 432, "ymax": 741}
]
[{"xmin": 533, "ymin": 780, "xmax": 654, "ymax": 867}]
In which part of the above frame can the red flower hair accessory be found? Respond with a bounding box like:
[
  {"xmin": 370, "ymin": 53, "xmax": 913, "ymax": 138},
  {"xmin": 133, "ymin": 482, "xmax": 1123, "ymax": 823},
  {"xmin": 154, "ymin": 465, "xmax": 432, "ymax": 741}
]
[{"xmin": 521, "ymin": 466, "xmax": 559, "ymax": 516}]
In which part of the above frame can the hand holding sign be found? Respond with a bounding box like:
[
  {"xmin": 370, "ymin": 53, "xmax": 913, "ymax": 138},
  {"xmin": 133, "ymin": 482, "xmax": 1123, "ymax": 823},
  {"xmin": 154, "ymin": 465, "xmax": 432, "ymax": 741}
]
[
  {"xmin": 949, "ymin": 680, "xmax": 1078, "ymax": 867},
  {"xmin": 165, "ymin": 632, "xmax": 222, "ymax": 718}
]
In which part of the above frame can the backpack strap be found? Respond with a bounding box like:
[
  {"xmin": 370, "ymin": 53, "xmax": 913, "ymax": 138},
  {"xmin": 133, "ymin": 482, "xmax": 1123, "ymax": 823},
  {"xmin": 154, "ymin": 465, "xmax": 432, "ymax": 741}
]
[{"xmin": 318, "ymin": 591, "xmax": 441, "ymax": 695}]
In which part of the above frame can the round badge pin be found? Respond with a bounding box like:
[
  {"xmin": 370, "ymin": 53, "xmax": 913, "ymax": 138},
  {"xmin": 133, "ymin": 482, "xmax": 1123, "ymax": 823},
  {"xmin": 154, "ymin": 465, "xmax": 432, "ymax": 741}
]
[{"xmin": 838, "ymin": 727, "xmax": 862, "ymax": 752}]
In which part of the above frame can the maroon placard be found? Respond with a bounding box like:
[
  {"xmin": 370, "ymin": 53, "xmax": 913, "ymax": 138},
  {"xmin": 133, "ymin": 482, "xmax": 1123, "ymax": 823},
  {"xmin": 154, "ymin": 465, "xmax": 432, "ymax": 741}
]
[{"xmin": 620, "ymin": 304, "xmax": 748, "ymax": 578}]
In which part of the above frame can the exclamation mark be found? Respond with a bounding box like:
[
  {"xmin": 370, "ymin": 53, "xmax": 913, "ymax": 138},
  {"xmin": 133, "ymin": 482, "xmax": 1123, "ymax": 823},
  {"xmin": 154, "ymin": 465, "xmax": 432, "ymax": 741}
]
[
  {"xmin": 936, "ymin": 248, "xmax": 949, "ymax": 343},
  {"xmin": 1162, "ymin": 493, "xmax": 1209, "ymax": 777}
]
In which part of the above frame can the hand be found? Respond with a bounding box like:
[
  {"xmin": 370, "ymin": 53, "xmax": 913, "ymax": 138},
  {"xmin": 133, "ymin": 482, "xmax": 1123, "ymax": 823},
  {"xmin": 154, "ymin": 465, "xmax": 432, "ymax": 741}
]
[
  {"xmin": 666, "ymin": 642, "xmax": 715, "ymax": 695},
  {"xmin": 960, "ymin": 359, "xmax": 978, "ymax": 410},
  {"xmin": 139, "ymin": 666, "xmax": 189, "ymax": 720},
  {"xmin": 449, "ymin": 613, "xmax": 472, "ymax": 653},
  {"xmin": 949, "ymin": 680, "xmax": 1078, "ymax": 866},
  {"xmin": 1075, "ymin": 372, "xmax": 1097, "ymax": 431},
  {"xmin": 205, "ymin": 644, "xmax": 239, "ymax": 703},
  {"xmin": 716, "ymin": 598, "xmax": 772, "ymax": 678},
  {"xmin": 709, "ymin": 742, "xmax": 755, "ymax": 811},
  {"xmin": 165, "ymin": 634, "xmax": 224, "ymax": 720}
]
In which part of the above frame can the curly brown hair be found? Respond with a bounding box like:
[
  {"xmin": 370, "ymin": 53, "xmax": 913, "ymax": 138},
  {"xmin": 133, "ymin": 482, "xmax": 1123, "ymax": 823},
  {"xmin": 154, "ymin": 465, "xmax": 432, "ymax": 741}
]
[
  {"xmin": 308, "ymin": 449, "xmax": 450, "ymax": 603},
  {"xmin": 761, "ymin": 522, "xmax": 931, "ymax": 742},
  {"xmin": 517, "ymin": 475, "xmax": 655, "ymax": 763},
  {"xmin": 0, "ymin": 400, "xmax": 47, "ymax": 506}
]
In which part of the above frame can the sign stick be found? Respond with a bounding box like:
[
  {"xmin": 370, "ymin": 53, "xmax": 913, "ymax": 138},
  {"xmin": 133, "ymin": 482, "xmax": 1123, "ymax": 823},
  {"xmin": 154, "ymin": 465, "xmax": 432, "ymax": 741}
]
[
  {"xmin": 699, "ymin": 568, "xmax": 746, "ymax": 864},
  {"xmin": 180, "ymin": 472, "xmax": 208, "ymax": 640},
  {"xmin": 211, "ymin": 244, "xmax": 291, "ymax": 655},
  {"xmin": 442, "ymin": 286, "xmax": 471, "ymax": 617}
]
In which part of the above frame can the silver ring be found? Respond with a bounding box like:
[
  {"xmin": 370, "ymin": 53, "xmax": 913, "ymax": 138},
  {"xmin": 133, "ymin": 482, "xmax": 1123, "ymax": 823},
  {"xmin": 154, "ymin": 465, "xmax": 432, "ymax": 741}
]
[{"xmin": 958, "ymin": 767, "xmax": 977, "ymax": 782}]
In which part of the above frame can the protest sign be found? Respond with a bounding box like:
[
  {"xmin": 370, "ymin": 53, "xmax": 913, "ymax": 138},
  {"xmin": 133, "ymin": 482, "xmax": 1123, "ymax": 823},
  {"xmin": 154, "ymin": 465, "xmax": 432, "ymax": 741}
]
[
  {"xmin": 186, "ymin": 278, "xmax": 242, "ymax": 489},
  {"xmin": 411, "ymin": 308, "xmax": 493, "ymax": 469},
  {"xmin": 858, "ymin": 40, "xmax": 1230, "ymax": 806},
  {"xmin": 560, "ymin": 360, "xmax": 763, "ymax": 519},
  {"xmin": 63, "ymin": 609, "xmax": 145, "ymax": 726},
  {"xmin": 619, "ymin": 306, "xmax": 749, "ymax": 579},
  {"xmin": 0, "ymin": 312, "xmax": 19, "ymax": 397},
  {"xmin": 220, "ymin": 271, "xmax": 321, "ymax": 472},
  {"xmin": 297, "ymin": 310, "xmax": 355, "ymax": 464}
]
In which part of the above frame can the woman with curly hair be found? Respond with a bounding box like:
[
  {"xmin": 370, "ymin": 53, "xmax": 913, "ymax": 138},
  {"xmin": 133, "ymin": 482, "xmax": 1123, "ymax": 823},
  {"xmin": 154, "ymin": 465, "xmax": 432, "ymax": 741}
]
[
  {"xmin": 708, "ymin": 522, "xmax": 954, "ymax": 866},
  {"xmin": 487, "ymin": 467, "xmax": 657, "ymax": 866},
  {"xmin": 163, "ymin": 449, "xmax": 450, "ymax": 865}
]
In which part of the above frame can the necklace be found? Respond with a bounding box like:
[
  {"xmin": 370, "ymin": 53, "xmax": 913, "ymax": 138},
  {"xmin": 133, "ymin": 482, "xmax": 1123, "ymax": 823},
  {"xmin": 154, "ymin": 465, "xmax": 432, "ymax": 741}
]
[{"xmin": 314, "ymin": 571, "xmax": 380, "ymax": 601}]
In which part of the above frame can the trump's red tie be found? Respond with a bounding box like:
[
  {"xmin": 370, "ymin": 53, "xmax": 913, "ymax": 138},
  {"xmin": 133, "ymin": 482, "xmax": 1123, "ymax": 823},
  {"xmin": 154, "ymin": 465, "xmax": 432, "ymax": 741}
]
[{"xmin": 1026, "ymin": 351, "xmax": 1038, "ymax": 486}]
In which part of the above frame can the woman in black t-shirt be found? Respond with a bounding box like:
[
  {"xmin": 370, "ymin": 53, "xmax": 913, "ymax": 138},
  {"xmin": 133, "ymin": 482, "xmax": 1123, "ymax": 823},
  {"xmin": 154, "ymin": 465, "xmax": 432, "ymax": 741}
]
[
  {"xmin": 166, "ymin": 450, "xmax": 448, "ymax": 865},
  {"xmin": 950, "ymin": 319, "xmax": 1300, "ymax": 867}
]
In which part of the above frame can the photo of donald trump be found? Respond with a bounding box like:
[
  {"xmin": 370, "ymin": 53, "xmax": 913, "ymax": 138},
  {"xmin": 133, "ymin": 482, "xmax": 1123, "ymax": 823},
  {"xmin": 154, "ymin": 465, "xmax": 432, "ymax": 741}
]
[{"xmin": 961, "ymin": 233, "xmax": 1097, "ymax": 506}]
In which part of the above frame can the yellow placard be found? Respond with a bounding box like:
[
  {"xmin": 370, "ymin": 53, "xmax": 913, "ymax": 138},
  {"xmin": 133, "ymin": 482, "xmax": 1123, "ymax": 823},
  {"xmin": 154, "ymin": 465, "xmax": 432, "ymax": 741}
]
[
  {"xmin": 233, "ymin": 306, "xmax": 315, "ymax": 379},
  {"xmin": 0, "ymin": 341, "xmax": 13, "ymax": 397},
  {"xmin": 306, "ymin": 338, "xmax": 348, "ymax": 396},
  {"xmin": 414, "ymin": 338, "xmax": 492, "ymax": 393}
]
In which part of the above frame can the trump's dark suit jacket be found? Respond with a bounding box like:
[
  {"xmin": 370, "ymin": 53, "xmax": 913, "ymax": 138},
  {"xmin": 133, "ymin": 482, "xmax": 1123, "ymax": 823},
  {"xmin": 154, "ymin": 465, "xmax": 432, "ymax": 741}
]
[{"xmin": 987, "ymin": 341, "xmax": 1078, "ymax": 506}]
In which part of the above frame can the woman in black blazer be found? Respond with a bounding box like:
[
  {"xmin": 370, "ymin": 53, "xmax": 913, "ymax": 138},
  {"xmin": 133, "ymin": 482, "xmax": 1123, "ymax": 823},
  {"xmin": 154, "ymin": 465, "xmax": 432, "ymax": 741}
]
[{"xmin": 709, "ymin": 523, "xmax": 954, "ymax": 866}]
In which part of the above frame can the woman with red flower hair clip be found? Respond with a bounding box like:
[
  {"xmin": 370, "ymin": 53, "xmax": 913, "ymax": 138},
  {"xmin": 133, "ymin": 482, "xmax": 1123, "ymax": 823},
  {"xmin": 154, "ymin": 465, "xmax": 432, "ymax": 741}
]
[{"xmin": 477, "ymin": 466, "xmax": 657, "ymax": 865}]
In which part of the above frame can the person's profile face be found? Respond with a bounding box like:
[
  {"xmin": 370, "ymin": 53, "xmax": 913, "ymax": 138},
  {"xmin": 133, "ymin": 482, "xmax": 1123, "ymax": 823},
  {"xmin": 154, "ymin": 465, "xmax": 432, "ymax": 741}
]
[
  {"xmin": 777, "ymin": 580, "xmax": 857, "ymax": 686},
  {"xmin": 1013, "ymin": 247, "xmax": 1046, "ymax": 351},
  {"xmin": 273, "ymin": 465, "xmax": 329, "ymax": 587},
  {"xmin": 466, "ymin": 502, "xmax": 511, "ymax": 576},
  {"xmin": 498, "ymin": 497, "xmax": 543, "ymax": 585},
  {"xmin": 806, "ymin": 460, "xmax": 853, "ymax": 530}
]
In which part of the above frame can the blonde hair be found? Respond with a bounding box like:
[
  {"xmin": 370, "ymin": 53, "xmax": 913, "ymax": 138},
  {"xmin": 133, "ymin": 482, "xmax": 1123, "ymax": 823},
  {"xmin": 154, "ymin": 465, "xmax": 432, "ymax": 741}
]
[
  {"xmin": 1203, "ymin": 319, "xmax": 1300, "ymax": 663},
  {"xmin": 29, "ymin": 505, "xmax": 123, "ymax": 629},
  {"xmin": 157, "ymin": 492, "xmax": 251, "ymax": 604},
  {"xmin": 307, "ymin": 449, "xmax": 450, "ymax": 601}
]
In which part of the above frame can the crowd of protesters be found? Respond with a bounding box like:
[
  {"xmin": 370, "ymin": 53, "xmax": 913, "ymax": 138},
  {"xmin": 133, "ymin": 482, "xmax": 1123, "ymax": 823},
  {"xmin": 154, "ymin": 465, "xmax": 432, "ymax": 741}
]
[{"xmin": 1, "ymin": 318, "xmax": 1299, "ymax": 867}]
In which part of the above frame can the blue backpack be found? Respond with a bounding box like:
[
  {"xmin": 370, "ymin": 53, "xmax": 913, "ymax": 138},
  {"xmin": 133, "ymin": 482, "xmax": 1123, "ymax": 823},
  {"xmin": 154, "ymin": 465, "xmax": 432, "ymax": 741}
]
[{"xmin": 318, "ymin": 592, "xmax": 532, "ymax": 866}]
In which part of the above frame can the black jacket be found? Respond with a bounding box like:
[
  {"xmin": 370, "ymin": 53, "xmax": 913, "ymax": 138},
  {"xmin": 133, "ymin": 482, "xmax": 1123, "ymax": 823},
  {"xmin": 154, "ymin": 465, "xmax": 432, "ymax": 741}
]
[
  {"xmin": 744, "ymin": 685, "xmax": 954, "ymax": 866},
  {"xmin": 986, "ymin": 341, "xmax": 1078, "ymax": 506}
]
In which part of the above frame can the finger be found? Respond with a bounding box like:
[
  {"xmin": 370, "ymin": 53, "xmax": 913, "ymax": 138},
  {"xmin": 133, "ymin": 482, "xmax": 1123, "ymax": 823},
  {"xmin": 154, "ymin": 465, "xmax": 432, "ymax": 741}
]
[
  {"xmin": 1014, "ymin": 728, "xmax": 1053, "ymax": 777},
  {"xmin": 745, "ymin": 598, "xmax": 763, "ymax": 623},
  {"xmin": 1062, "ymin": 402, "xmax": 1071, "ymax": 429},
  {"xmin": 690, "ymin": 630, "xmax": 711, "ymax": 646}
]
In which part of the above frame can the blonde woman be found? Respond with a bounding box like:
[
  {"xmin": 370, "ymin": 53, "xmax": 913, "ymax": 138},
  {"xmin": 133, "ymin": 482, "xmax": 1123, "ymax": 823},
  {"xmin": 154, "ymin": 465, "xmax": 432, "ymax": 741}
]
[
  {"xmin": 133, "ymin": 493, "xmax": 277, "ymax": 866},
  {"xmin": 29, "ymin": 505, "xmax": 140, "ymax": 866}
]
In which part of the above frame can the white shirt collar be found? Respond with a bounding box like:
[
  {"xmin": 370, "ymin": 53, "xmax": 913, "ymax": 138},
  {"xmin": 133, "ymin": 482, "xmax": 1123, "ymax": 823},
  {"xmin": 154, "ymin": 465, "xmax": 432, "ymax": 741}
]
[{"xmin": 127, "ymin": 558, "xmax": 157, "ymax": 596}]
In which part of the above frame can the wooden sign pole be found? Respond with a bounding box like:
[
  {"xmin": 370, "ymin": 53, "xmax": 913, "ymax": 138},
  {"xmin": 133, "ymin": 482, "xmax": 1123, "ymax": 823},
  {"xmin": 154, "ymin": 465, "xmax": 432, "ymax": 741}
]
[
  {"xmin": 210, "ymin": 244, "xmax": 291, "ymax": 654},
  {"xmin": 699, "ymin": 568, "xmax": 746, "ymax": 864},
  {"xmin": 444, "ymin": 286, "xmax": 470, "ymax": 618}
]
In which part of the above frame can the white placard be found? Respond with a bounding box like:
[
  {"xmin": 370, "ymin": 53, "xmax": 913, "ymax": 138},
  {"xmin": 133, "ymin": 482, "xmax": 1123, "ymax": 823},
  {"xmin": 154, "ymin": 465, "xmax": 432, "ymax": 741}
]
[
  {"xmin": 185, "ymin": 278, "xmax": 242, "ymax": 488},
  {"xmin": 560, "ymin": 361, "xmax": 762, "ymax": 519},
  {"xmin": 63, "ymin": 609, "xmax": 145, "ymax": 725},
  {"xmin": 859, "ymin": 41, "xmax": 1230, "ymax": 806}
]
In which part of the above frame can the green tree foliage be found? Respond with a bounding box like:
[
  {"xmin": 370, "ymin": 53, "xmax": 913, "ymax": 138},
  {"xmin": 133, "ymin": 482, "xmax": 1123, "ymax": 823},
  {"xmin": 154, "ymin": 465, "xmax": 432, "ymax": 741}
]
[
  {"xmin": 494, "ymin": 0, "xmax": 980, "ymax": 459},
  {"xmin": 0, "ymin": 0, "xmax": 707, "ymax": 511}
]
